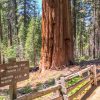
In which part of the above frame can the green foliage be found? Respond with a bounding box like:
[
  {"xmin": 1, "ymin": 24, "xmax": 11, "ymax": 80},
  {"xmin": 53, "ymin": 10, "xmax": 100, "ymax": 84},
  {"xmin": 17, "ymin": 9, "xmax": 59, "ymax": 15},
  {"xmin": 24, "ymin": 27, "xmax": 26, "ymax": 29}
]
[
  {"xmin": 2, "ymin": 46, "xmax": 16, "ymax": 58},
  {"xmin": 0, "ymin": 0, "xmax": 41, "ymax": 65},
  {"xmin": 67, "ymin": 76, "xmax": 82, "ymax": 87},
  {"xmin": 36, "ymin": 79, "xmax": 55, "ymax": 90},
  {"xmin": 67, "ymin": 76, "xmax": 88, "ymax": 96},
  {"xmin": 0, "ymin": 96, "xmax": 6, "ymax": 100},
  {"xmin": 68, "ymin": 80, "xmax": 88, "ymax": 96},
  {"xmin": 18, "ymin": 85, "xmax": 33, "ymax": 94},
  {"xmin": 74, "ymin": 0, "xmax": 98, "ymax": 61},
  {"xmin": 76, "ymin": 56, "xmax": 90, "ymax": 62},
  {"xmin": 18, "ymin": 22, "xmax": 24, "ymax": 42},
  {"xmin": 25, "ymin": 17, "xmax": 41, "ymax": 65}
]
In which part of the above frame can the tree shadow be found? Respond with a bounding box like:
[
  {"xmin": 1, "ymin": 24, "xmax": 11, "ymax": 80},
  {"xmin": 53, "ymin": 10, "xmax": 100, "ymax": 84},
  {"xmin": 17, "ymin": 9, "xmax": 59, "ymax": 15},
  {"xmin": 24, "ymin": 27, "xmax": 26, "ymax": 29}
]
[
  {"xmin": 78, "ymin": 58, "xmax": 100, "ymax": 68},
  {"xmin": 82, "ymin": 81, "xmax": 100, "ymax": 100}
]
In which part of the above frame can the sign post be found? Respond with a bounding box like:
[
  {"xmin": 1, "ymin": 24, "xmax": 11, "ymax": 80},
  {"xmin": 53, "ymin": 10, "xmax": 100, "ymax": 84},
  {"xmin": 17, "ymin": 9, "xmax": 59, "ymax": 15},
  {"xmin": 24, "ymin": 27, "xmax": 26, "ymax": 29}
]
[
  {"xmin": 8, "ymin": 58, "xmax": 17, "ymax": 100},
  {"xmin": 9, "ymin": 82, "xmax": 17, "ymax": 100},
  {"xmin": 0, "ymin": 58, "xmax": 29, "ymax": 100}
]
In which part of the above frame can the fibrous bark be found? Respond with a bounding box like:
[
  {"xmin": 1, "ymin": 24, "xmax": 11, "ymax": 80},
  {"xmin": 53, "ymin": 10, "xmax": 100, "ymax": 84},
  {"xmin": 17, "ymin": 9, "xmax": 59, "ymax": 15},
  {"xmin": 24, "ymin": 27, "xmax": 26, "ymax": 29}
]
[{"xmin": 40, "ymin": 0, "xmax": 74, "ymax": 70}]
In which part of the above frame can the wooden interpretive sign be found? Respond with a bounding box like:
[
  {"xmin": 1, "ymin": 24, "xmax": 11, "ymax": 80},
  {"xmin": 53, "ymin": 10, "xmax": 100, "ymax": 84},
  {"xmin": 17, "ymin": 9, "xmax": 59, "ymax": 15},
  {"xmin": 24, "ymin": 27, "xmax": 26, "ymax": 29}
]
[{"xmin": 0, "ymin": 61, "xmax": 29, "ymax": 87}]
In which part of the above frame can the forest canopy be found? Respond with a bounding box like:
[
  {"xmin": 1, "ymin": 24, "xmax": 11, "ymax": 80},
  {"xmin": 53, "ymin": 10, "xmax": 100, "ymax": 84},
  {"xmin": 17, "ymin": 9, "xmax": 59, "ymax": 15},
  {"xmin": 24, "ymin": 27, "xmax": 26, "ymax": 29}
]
[{"xmin": 0, "ymin": 0, "xmax": 41, "ymax": 66}]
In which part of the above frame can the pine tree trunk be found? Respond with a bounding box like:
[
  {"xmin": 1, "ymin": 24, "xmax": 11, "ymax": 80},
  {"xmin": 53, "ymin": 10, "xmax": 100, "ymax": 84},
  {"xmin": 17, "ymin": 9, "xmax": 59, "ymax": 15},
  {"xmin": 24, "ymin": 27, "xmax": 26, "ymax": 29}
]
[
  {"xmin": 24, "ymin": 0, "xmax": 27, "ymax": 27},
  {"xmin": 0, "ymin": 18, "xmax": 1, "ymax": 64},
  {"xmin": 8, "ymin": 1, "xmax": 13, "ymax": 46},
  {"xmin": 40, "ymin": 0, "xmax": 74, "ymax": 70},
  {"xmin": 95, "ymin": 0, "xmax": 100, "ymax": 58},
  {"xmin": 97, "ymin": 0, "xmax": 100, "ymax": 57},
  {"xmin": 13, "ymin": 0, "xmax": 18, "ymax": 35},
  {"xmin": 72, "ymin": 0, "xmax": 76, "ymax": 59},
  {"xmin": 0, "ymin": 6, "xmax": 2, "ymax": 64},
  {"xmin": 8, "ymin": 19, "xmax": 13, "ymax": 46}
]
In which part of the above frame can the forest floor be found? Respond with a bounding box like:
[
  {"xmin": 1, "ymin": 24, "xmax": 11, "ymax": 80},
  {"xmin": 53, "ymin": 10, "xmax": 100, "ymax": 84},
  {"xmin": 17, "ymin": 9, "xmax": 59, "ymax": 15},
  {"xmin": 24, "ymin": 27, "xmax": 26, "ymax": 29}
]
[
  {"xmin": 1, "ymin": 59, "xmax": 100, "ymax": 90},
  {"xmin": 18, "ymin": 65, "xmax": 80, "ymax": 88},
  {"xmin": 0, "ymin": 65, "xmax": 80, "ymax": 100},
  {"xmin": 0, "ymin": 65, "xmax": 80, "ymax": 90},
  {"xmin": 19, "ymin": 58, "xmax": 100, "ymax": 88},
  {"xmin": 0, "ymin": 59, "xmax": 100, "ymax": 99}
]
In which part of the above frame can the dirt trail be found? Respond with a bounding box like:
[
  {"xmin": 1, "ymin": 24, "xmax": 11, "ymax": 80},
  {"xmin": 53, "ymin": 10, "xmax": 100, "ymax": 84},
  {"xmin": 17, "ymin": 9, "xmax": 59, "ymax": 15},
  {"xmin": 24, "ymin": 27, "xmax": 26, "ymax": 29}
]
[
  {"xmin": 82, "ymin": 82, "xmax": 100, "ymax": 100},
  {"xmin": 87, "ymin": 86, "xmax": 100, "ymax": 100}
]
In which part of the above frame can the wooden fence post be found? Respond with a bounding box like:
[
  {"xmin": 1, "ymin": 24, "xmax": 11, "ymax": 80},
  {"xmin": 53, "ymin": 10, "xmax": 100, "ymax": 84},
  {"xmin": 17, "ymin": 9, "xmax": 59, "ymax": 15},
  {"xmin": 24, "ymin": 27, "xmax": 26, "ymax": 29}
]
[
  {"xmin": 92, "ymin": 65, "xmax": 97, "ymax": 86},
  {"xmin": 8, "ymin": 58, "xmax": 17, "ymax": 100},
  {"xmin": 88, "ymin": 69, "xmax": 91, "ymax": 81},
  {"xmin": 60, "ymin": 77, "xmax": 68, "ymax": 100},
  {"xmin": 55, "ymin": 79, "xmax": 61, "ymax": 95},
  {"xmin": 9, "ymin": 83, "xmax": 17, "ymax": 100},
  {"xmin": 51, "ymin": 79, "xmax": 62, "ymax": 100}
]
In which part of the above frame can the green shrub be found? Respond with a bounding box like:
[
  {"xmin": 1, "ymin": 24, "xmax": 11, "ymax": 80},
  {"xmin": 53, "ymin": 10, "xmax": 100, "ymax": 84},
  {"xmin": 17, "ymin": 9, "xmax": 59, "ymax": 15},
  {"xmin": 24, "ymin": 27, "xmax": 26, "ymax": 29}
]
[
  {"xmin": 66, "ymin": 76, "xmax": 88, "ymax": 96},
  {"xmin": 0, "ymin": 96, "xmax": 6, "ymax": 100},
  {"xmin": 36, "ymin": 79, "xmax": 55, "ymax": 90},
  {"xmin": 3, "ymin": 46, "xmax": 16, "ymax": 58},
  {"xmin": 67, "ymin": 76, "xmax": 82, "ymax": 87},
  {"xmin": 18, "ymin": 85, "xmax": 33, "ymax": 94}
]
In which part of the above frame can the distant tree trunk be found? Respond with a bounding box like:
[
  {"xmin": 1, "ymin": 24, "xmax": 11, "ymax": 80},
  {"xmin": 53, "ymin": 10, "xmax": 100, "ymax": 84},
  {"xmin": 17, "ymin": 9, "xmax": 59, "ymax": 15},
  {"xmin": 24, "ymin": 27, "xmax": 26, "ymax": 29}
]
[
  {"xmin": 12, "ymin": 0, "xmax": 18, "ymax": 35},
  {"xmin": 33, "ymin": 47, "xmax": 36, "ymax": 66},
  {"xmin": 40, "ymin": 0, "xmax": 74, "ymax": 71},
  {"xmin": 24, "ymin": 0, "xmax": 27, "ymax": 27},
  {"xmin": 0, "ymin": 52, "xmax": 1, "ymax": 64},
  {"xmin": 97, "ymin": 0, "xmax": 100, "ymax": 57},
  {"xmin": 7, "ymin": 0, "xmax": 13, "ymax": 46},
  {"xmin": 8, "ymin": 19, "xmax": 13, "ymax": 46},
  {"xmin": 94, "ymin": 0, "xmax": 100, "ymax": 58},
  {"xmin": 72, "ymin": 0, "xmax": 76, "ymax": 59},
  {"xmin": 93, "ymin": 0, "xmax": 96, "ymax": 59},
  {"xmin": 0, "ymin": 5, "xmax": 2, "ymax": 64}
]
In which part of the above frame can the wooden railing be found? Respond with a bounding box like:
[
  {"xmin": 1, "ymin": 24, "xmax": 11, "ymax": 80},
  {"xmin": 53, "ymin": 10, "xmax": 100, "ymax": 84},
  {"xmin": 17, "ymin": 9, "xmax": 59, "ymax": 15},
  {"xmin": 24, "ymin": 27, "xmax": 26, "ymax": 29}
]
[
  {"xmin": 15, "ymin": 65, "xmax": 100, "ymax": 100},
  {"xmin": 16, "ymin": 85, "xmax": 62, "ymax": 100},
  {"xmin": 59, "ymin": 66, "xmax": 95, "ymax": 100}
]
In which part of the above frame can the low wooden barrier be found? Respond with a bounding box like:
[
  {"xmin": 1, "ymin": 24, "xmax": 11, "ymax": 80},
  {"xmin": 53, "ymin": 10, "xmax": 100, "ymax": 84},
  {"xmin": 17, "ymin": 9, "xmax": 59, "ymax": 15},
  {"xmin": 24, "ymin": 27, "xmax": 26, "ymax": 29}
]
[
  {"xmin": 16, "ymin": 85, "xmax": 62, "ymax": 100},
  {"xmin": 16, "ymin": 65, "xmax": 99, "ymax": 100}
]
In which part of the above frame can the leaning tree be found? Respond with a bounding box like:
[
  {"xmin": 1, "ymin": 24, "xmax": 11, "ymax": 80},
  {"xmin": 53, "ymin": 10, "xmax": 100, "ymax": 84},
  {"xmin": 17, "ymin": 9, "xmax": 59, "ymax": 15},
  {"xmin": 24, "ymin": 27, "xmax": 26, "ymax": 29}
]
[{"xmin": 40, "ymin": 0, "xmax": 74, "ymax": 71}]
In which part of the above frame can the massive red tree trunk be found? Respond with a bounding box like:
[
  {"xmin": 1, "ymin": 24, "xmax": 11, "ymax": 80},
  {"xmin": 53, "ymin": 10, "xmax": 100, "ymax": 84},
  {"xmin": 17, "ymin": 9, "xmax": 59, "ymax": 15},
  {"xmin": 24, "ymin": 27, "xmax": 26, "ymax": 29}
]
[{"xmin": 40, "ymin": 0, "xmax": 74, "ymax": 70}]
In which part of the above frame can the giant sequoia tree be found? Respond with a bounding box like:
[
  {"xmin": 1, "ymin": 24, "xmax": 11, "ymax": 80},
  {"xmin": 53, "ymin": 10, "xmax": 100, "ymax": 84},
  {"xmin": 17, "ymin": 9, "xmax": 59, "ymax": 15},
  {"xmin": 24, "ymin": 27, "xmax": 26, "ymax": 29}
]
[{"xmin": 40, "ymin": 0, "xmax": 74, "ymax": 70}]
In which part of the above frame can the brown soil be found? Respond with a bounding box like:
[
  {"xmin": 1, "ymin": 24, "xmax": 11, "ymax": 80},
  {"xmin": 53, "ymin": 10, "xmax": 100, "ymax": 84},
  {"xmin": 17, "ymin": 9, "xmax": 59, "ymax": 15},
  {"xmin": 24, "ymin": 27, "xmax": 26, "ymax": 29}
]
[{"xmin": 17, "ymin": 65, "xmax": 80, "ymax": 88}]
